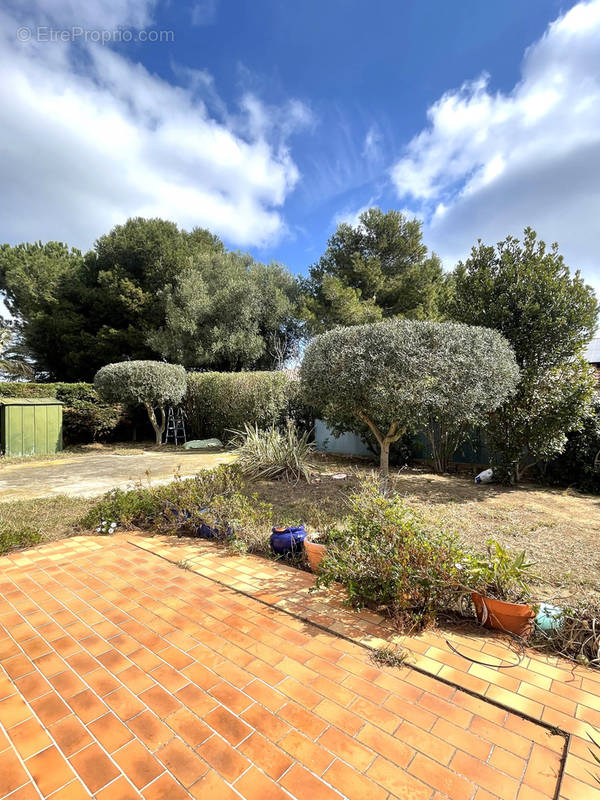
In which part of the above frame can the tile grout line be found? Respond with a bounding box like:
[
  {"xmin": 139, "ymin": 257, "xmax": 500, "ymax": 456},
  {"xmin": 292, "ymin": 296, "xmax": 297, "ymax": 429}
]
[{"xmin": 130, "ymin": 538, "xmax": 571, "ymax": 800}]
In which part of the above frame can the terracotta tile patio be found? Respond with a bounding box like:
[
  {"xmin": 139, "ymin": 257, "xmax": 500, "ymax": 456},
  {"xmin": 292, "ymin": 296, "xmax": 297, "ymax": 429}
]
[{"xmin": 0, "ymin": 535, "xmax": 598, "ymax": 798}]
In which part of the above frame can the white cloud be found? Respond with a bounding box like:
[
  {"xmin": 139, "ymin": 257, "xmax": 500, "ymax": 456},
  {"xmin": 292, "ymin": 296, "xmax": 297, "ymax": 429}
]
[
  {"xmin": 362, "ymin": 124, "xmax": 382, "ymax": 163},
  {"xmin": 391, "ymin": 0, "xmax": 600, "ymax": 285},
  {"xmin": 0, "ymin": 3, "xmax": 307, "ymax": 250},
  {"xmin": 190, "ymin": 0, "xmax": 218, "ymax": 27},
  {"xmin": 7, "ymin": 0, "xmax": 157, "ymax": 29}
]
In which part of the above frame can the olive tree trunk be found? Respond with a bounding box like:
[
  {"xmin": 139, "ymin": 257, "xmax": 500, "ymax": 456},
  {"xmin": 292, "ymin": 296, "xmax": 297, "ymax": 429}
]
[
  {"xmin": 359, "ymin": 413, "xmax": 404, "ymax": 487},
  {"xmin": 144, "ymin": 403, "xmax": 166, "ymax": 445}
]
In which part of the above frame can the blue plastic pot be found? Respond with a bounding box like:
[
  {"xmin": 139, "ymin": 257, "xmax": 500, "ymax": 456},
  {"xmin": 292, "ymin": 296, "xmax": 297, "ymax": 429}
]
[{"xmin": 270, "ymin": 524, "xmax": 307, "ymax": 556}]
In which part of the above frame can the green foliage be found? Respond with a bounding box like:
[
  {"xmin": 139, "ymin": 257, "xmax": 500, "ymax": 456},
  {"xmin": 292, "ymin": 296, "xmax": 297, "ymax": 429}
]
[
  {"xmin": 302, "ymin": 208, "xmax": 447, "ymax": 333},
  {"xmin": 449, "ymin": 228, "xmax": 598, "ymax": 370},
  {"xmin": 0, "ymin": 522, "xmax": 42, "ymax": 555},
  {"xmin": 542, "ymin": 393, "xmax": 600, "ymax": 493},
  {"xmin": 316, "ymin": 479, "xmax": 465, "ymax": 630},
  {"xmin": 0, "ymin": 218, "xmax": 301, "ymax": 379},
  {"xmin": 148, "ymin": 251, "xmax": 301, "ymax": 371},
  {"xmin": 231, "ymin": 422, "xmax": 315, "ymax": 483},
  {"xmin": 0, "ymin": 381, "xmax": 127, "ymax": 443},
  {"xmin": 300, "ymin": 319, "xmax": 518, "ymax": 477},
  {"xmin": 488, "ymin": 357, "xmax": 597, "ymax": 482},
  {"xmin": 95, "ymin": 360, "xmax": 186, "ymax": 444},
  {"xmin": 82, "ymin": 465, "xmax": 274, "ymax": 555},
  {"xmin": 464, "ymin": 540, "xmax": 537, "ymax": 602},
  {"xmin": 185, "ymin": 370, "xmax": 301, "ymax": 441},
  {"xmin": 449, "ymin": 228, "xmax": 599, "ymax": 481}
]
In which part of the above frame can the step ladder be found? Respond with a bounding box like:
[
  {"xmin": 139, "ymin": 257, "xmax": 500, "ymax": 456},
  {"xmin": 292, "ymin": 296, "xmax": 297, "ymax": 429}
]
[{"xmin": 164, "ymin": 406, "xmax": 187, "ymax": 445}]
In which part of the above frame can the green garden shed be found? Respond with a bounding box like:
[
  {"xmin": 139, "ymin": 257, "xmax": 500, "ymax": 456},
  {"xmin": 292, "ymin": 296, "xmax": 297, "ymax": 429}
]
[{"xmin": 0, "ymin": 398, "xmax": 63, "ymax": 457}]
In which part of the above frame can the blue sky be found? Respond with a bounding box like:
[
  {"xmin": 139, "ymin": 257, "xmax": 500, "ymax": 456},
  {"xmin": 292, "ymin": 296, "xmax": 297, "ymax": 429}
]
[{"xmin": 2, "ymin": 0, "xmax": 600, "ymax": 290}]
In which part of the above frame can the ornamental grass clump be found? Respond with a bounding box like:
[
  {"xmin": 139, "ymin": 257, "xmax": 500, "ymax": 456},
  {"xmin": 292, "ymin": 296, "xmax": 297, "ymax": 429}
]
[
  {"xmin": 316, "ymin": 478, "xmax": 465, "ymax": 631},
  {"xmin": 230, "ymin": 421, "xmax": 315, "ymax": 484}
]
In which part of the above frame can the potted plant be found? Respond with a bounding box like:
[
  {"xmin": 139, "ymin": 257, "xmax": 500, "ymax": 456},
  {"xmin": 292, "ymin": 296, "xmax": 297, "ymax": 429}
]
[
  {"xmin": 304, "ymin": 531, "xmax": 327, "ymax": 572},
  {"xmin": 465, "ymin": 540, "xmax": 538, "ymax": 637}
]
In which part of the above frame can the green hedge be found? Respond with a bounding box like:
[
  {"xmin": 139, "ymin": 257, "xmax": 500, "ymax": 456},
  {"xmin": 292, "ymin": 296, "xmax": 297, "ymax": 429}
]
[
  {"xmin": 0, "ymin": 382, "xmax": 130, "ymax": 443},
  {"xmin": 185, "ymin": 371, "xmax": 305, "ymax": 440}
]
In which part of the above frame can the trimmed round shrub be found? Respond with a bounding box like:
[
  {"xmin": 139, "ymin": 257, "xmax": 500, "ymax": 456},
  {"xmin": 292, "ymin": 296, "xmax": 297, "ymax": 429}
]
[
  {"xmin": 300, "ymin": 319, "xmax": 519, "ymax": 477},
  {"xmin": 95, "ymin": 361, "xmax": 186, "ymax": 444}
]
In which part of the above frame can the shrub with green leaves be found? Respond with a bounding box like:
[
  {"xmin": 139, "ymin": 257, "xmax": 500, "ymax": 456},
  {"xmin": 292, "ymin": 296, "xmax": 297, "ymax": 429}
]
[
  {"xmin": 316, "ymin": 479, "xmax": 465, "ymax": 629},
  {"xmin": 301, "ymin": 319, "xmax": 518, "ymax": 478},
  {"xmin": 0, "ymin": 522, "xmax": 42, "ymax": 555},
  {"xmin": 185, "ymin": 370, "xmax": 302, "ymax": 441},
  {"xmin": 230, "ymin": 422, "xmax": 315, "ymax": 483},
  {"xmin": 95, "ymin": 360, "xmax": 186, "ymax": 444},
  {"xmin": 82, "ymin": 465, "xmax": 273, "ymax": 554},
  {"xmin": 463, "ymin": 540, "xmax": 537, "ymax": 602}
]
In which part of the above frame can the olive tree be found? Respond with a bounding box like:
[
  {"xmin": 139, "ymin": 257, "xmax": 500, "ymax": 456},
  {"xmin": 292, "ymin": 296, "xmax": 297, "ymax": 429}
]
[
  {"xmin": 300, "ymin": 320, "xmax": 519, "ymax": 479},
  {"xmin": 95, "ymin": 360, "xmax": 186, "ymax": 445}
]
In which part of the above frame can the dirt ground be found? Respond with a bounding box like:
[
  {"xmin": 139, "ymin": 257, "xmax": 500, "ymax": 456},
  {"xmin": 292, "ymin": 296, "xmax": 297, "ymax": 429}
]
[{"xmin": 249, "ymin": 456, "xmax": 600, "ymax": 604}]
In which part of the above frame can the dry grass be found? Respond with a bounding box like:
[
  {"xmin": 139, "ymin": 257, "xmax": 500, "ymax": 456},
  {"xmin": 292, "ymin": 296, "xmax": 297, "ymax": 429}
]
[
  {"xmin": 0, "ymin": 495, "xmax": 95, "ymax": 551},
  {"xmin": 246, "ymin": 454, "xmax": 600, "ymax": 604},
  {"xmin": 0, "ymin": 441, "xmax": 187, "ymax": 468}
]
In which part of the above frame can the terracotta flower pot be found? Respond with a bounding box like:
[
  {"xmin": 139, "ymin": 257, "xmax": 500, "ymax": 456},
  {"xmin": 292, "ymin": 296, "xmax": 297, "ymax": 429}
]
[
  {"xmin": 304, "ymin": 534, "xmax": 326, "ymax": 573},
  {"xmin": 472, "ymin": 592, "xmax": 535, "ymax": 638}
]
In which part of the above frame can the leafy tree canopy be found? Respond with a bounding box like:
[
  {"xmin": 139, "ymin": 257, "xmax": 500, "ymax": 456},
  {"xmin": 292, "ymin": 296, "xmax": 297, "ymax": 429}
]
[
  {"xmin": 449, "ymin": 227, "xmax": 598, "ymax": 370},
  {"xmin": 300, "ymin": 319, "xmax": 518, "ymax": 479},
  {"xmin": 95, "ymin": 360, "xmax": 186, "ymax": 445},
  {"xmin": 302, "ymin": 208, "xmax": 446, "ymax": 334},
  {"xmin": 0, "ymin": 218, "xmax": 300, "ymax": 379},
  {"xmin": 448, "ymin": 228, "xmax": 599, "ymax": 481}
]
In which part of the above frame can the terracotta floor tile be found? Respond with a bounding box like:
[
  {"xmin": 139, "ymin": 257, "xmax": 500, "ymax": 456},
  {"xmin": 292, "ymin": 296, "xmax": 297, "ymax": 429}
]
[
  {"xmin": 95, "ymin": 776, "xmax": 141, "ymax": 799},
  {"xmin": 324, "ymin": 758, "xmax": 388, "ymax": 800},
  {"xmin": 27, "ymin": 745, "xmax": 75, "ymax": 796},
  {"xmin": 70, "ymin": 742, "xmax": 121, "ymax": 794},
  {"xmin": 280, "ymin": 763, "xmax": 342, "ymax": 800},
  {"xmin": 157, "ymin": 738, "xmax": 208, "ymax": 787},
  {"xmin": 234, "ymin": 765, "xmax": 289, "ymax": 800},
  {"xmin": 238, "ymin": 731, "xmax": 293, "ymax": 780},
  {"xmin": 143, "ymin": 773, "xmax": 191, "ymax": 800},
  {"xmin": 31, "ymin": 692, "xmax": 71, "ymax": 727},
  {"xmin": 104, "ymin": 686, "xmax": 145, "ymax": 721},
  {"xmin": 0, "ymin": 748, "xmax": 30, "ymax": 794},
  {"xmin": 9, "ymin": 716, "xmax": 52, "ymax": 759},
  {"xmin": 3, "ymin": 654, "xmax": 35, "ymax": 680},
  {"xmin": 47, "ymin": 778, "xmax": 94, "ymax": 800},
  {"xmin": 368, "ymin": 754, "xmax": 435, "ymax": 800},
  {"xmin": 139, "ymin": 685, "xmax": 182, "ymax": 719},
  {"xmin": 126, "ymin": 709, "xmax": 173, "ymax": 752},
  {"xmin": 88, "ymin": 712, "xmax": 134, "ymax": 752},
  {"xmin": 67, "ymin": 688, "xmax": 108, "ymax": 723},
  {"xmin": 49, "ymin": 669, "xmax": 86, "ymax": 698},
  {"xmin": 166, "ymin": 707, "xmax": 212, "ymax": 747},
  {"xmin": 189, "ymin": 768, "xmax": 240, "ymax": 800},
  {"xmin": 50, "ymin": 714, "xmax": 94, "ymax": 757},
  {"xmin": 205, "ymin": 705, "xmax": 252, "ymax": 746},
  {"xmin": 113, "ymin": 739, "xmax": 165, "ymax": 789},
  {"xmin": 198, "ymin": 734, "xmax": 250, "ymax": 782}
]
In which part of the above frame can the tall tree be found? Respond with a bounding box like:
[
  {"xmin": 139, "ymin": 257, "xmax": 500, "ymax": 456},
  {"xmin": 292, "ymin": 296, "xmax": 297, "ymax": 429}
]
[
  {"xmin": 302, "ymin": 208, "xmax": 446, "ymax": 333},
  {"xmin": 147, "ymin": 251, "xmax": 300, "ymax": 371},
  {"xmin": 0, "ymin": 218, "xmax": 300, "ymax": 379},
  {"xmin": 449, "ymin": 228, "xmax": 599, "ymax": 481}
]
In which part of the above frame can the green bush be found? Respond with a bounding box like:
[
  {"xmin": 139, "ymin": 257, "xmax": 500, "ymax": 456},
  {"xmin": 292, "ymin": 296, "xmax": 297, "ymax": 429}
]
[
  {"xmin": 316, "ymin": 478, "xmax": 465, "ymax": 630},
  {"xmin": 95, "ymin": 361, "xmax": 187, "ymax": 445},
  {"xmin": 185, "ymin": 371, "xmax": 302, "ymax": 441},
  {"xmin": 541, "ymin": 396, "xmax": 600, "ymax": 493},
  {"xmin": 231, "ymin": 422, "xmax": 315, "ymax": 483},
  {"xmin": 82, "ymin": 465, "xmax": 273, "ymax": 554},
  {"xmin": 0, "ymin": 522, "xmax": 42, "ymax": 555}
]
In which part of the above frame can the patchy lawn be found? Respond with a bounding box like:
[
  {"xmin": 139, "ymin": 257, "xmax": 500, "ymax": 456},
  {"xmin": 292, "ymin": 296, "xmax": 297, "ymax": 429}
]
[
  {"xmin": 1, "ymin": 449, "xmax": 599, "ymax": 603},
  {"xmin": 247, "ymin": 455, "xmax": 600, "ymax": 604}
]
